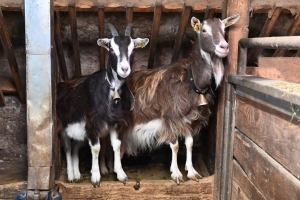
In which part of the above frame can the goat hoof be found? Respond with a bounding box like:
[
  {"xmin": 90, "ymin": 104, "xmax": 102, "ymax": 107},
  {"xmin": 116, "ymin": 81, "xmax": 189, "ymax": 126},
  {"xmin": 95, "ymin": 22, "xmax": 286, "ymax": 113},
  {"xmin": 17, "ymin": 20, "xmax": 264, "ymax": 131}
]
[
  {"xmin": 123, "ymin": 177, "xmax": 128, "ymax": 185},
  {"xmin": 195, "ymin": 174, "xmax": 202, "ymax": 181}
]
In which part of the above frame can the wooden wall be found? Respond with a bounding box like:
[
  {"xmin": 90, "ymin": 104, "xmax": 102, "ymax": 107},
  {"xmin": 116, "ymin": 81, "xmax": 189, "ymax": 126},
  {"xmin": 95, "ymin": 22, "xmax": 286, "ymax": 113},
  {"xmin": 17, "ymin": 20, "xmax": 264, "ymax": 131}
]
[{"xmin": 230, "ymin": 74, "xmax": 300, "ymax": 199}]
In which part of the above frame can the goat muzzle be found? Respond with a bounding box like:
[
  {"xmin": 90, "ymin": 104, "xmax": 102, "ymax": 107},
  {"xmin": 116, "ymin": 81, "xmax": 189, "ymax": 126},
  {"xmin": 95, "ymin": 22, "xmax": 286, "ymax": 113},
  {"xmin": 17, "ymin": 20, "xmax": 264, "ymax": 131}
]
[{"xmin": 198, "ymin": 94, "xmax": 208, "ymax": 106}]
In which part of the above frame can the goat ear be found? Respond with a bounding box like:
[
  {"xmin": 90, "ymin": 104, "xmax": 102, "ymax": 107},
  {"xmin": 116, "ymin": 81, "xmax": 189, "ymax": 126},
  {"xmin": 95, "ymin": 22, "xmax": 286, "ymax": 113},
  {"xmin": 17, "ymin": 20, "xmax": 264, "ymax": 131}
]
[
  {"xmin": 97, "ymin": 38, "xmax": 111, "ymax": 51},
  {"xmin": 133, "ymin": 38, "xmax": 149, "ymax": 49},
  {"xmin": 191, "ymin": 17, "xmax": 201, "ymax": 33},
  {"xmin": 222, "ymin": 14, "xmax": 240, "ymax": 27}
]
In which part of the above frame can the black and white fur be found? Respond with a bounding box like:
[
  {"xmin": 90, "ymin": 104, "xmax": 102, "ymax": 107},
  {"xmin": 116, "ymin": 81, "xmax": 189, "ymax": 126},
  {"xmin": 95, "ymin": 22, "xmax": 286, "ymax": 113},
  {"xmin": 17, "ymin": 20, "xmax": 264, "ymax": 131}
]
[{"xmin": 57, "ymin": 23, "xmax": 149, "ymax": 186}]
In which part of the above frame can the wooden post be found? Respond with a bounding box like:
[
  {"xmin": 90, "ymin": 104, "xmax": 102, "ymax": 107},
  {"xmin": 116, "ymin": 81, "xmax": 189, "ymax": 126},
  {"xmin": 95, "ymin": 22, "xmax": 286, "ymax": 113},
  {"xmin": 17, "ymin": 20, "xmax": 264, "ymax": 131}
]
[
  {"xmin": 214, "ymin": 0, "xmax": 250, "ymax": 199},
  {"xmin": 25, "ymin": 0, "xmax": 55, "ymax": 190}
]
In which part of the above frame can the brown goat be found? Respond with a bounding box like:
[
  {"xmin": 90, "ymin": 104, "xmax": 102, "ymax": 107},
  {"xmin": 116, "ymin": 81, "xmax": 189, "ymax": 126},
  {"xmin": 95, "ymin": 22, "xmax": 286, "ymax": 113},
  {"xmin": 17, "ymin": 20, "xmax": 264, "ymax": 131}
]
[{"xmin": 121, "ymin": 14, "xmax": 240, "ymax": 184}]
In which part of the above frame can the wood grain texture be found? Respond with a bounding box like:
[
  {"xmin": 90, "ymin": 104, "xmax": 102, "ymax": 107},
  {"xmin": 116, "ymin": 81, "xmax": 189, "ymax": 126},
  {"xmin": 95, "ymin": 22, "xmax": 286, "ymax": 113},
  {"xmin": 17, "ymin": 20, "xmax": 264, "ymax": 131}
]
[
  {"xmin": 236, "ymin": 95, "xmax": 300, "ymax": 179},
  {"xmin": 231, "ymin": 160, "xmax": 266, "ymax": 200},
  {"xmin": 234, "ymin": 129, "xmax": 300, "ymax": 199},
  {"xmin": 0, "ymin": 182, "xmax": 27, "ymax": 200},
  {"xmin": 58, "ymin": 176, "xmax": 213, "ymax": 199},
  {"xmin": 214, "ymin": 0, "xmax": 250, "ymax": 199}
]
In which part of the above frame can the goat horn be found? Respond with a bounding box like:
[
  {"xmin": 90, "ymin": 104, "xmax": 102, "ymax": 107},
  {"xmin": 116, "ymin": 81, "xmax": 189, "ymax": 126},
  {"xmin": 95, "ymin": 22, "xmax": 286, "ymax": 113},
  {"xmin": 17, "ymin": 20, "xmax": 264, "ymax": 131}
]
[
  {"xmin": 125, "ymin": 23, "xmax": 133, "ymax": 36},
  {"xmin": 104, "ymin": 23, "xmax": 119, "ymax": 37}
]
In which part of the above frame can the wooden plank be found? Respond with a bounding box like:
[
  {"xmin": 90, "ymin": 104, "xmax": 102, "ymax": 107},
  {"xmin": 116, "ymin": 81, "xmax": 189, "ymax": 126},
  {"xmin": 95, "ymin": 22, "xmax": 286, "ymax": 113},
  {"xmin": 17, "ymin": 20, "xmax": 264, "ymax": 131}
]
[
  {"xmin": 214, "ymin": 0, "xmax": 250, "ymax": 199},
  {"xmin": 247, "ymin": 7, "xmax": 282, "ymax": 64},
  {"xmin": 235, "ymin": 95, "xmax": 300, "ymax": 179},
  {"xmin": 98, "ymin": 6, "xmax": 105, "ymax": 70},
  {"xmin": 58, "ymin": 177, "xmax": 214, "ymax": 199},
  {"xmin": 231, "ymin": 160, "xmax": 266, "ymax": 200},
  {"xmin": 55, "ymin": 11, "xmax": 68, "ymax": 80},
  {"xmin": 28, "ymin": 167, "xmax": 51, "ymax": 190},
  {"xmin": 234, "ymin": 130, "xmax": 300, "ymax": 199},
  {"xmin": 273, "ymin": 13, "xmax": 300, "ymax": 57},
  {"xmin": 0, "ymin": 90, "xmax": 4, "ymax": 106},
  {"xmin": 69, "ymin": 5, "xmax": 81, "ymax": 76},
  {"xmin": 0, "ymin": 77, "xmax": 17, "ymax": 93},
  {"xmin": 229, "ymin": 76, "xmax": 300, "ymax": 107},
  {"xmin": 126, "ymin": 3, "xmax": 133, "ymax": 24},
  {"xmin": 147, "ymin": 1, "xmax": 162, "ymax": 69},
  {"xmin": 204, "ymin": 6, "xmax": 215, "ymax": 20},
  {"xmin": 0, "ymin": 7, "xmax": 25, "ymax": 103},
  {"xmin": 171, "ymin": 3, "xmax": 191, "ymax": 63},
  {"xmin": 256, "ymin": 57, "xmax": 300, "ymax": 83},
  {"xmin": 0, "ymin": 182, "xmax": 27, "ymax": 200}
]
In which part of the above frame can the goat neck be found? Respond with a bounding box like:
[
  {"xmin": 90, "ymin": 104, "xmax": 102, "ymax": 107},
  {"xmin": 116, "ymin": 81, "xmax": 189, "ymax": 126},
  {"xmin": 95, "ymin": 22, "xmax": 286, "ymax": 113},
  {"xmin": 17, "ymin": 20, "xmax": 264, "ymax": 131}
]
[{"xmin": 188, "ymin": 37, "xmax": 213, "ymax": 90}]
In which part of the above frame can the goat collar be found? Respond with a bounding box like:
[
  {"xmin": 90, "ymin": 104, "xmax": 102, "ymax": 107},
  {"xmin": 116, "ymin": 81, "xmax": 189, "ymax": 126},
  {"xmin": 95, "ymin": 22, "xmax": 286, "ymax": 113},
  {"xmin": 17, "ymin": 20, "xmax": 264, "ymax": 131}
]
[
  {"xmin": 105, "ymin": 72, "xmax": 135, "ymax": 110},
  {"xmin": 188, "ymin": 63, "xmax": 209, "ymax": 94}
]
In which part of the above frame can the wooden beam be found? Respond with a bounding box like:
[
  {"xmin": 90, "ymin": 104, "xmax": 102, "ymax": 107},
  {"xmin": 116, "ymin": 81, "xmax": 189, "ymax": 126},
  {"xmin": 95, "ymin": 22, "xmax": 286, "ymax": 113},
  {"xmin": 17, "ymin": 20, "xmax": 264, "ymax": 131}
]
[
  {"xmin": 54, "ymin": 11, "xmax": 68, "ymax": 80},
  {"xmin": 25, "ymin": 0, "xmax": 55, "ymax": 189},
  {"xmin": 273, "ymin": 14, "xmax": 300, "ymax": 57},
  {"xmin": 0, "ymin": 8, "xmax": 25, "ymax": 103},
  {"xmin": 69, "ymin": 5, "xmax": 81, "ymax": 76},
  {"xmin": 214, "ymin": 0, "xmax": 250, "ymax": 199},
  {"xmin": 0, "ymin": 90, "xmax": 4, "ymax": 106},
  {"xmin": 234, "ymin": 130, "xmax": 300, "ymax": 199},
  {"xmin": 147, "ymin": 1, "xmax": 162, "ymax": 69},
  {"xmin": 58, "ymin": 177, "xmax": 214, "ymax": 199},
  {"xmin": 204, "ymin": 6, "xmax": 215, "ymax": 20},
  {"xmin": 247, "ymin": 7, "xmax": 282, "ymax": 64},
  {"xmin": 126, "ymin": 3, "xmax": 133, "ymax": 24},
  {"xmin": 171, "ymin": 3, "xmax": 191, "ymax": 63},
  {"xmin": 98, "ymin": 6, "xmax": 105, "ymax": 70}
]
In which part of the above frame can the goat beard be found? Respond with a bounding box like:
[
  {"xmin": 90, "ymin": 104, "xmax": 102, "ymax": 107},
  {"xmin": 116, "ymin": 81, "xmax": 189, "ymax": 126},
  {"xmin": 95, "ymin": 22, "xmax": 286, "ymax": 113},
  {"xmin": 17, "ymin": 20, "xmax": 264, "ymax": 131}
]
[{"xmin": 212, "ymin": 59, "xmax": 224, "ymax": 88}]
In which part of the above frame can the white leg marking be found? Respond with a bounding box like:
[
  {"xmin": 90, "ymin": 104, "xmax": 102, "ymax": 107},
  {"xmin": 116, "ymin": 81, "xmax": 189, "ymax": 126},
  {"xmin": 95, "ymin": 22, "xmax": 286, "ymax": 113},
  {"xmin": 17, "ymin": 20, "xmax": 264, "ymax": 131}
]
[
  {"xmin": 72, "ymin": 141, "xmax": 83, "ymax": 181},
  {"xmin": 63, "ymin": 134, "xmax": 74, "ymax": 182},
  {"xmin": 110, "ymin": 129, "xmax": 127, "ymax": 184},
  {"xmin": 89, "ymin": 139, "xmax": 101, "ymax": 186},
  {"xmin": 170, "ymin": 140, "xmax": 183, "ymax": 184},
  {"xmin": 185, "ymin": 134, "xmax": 202, "ymax": 181}
]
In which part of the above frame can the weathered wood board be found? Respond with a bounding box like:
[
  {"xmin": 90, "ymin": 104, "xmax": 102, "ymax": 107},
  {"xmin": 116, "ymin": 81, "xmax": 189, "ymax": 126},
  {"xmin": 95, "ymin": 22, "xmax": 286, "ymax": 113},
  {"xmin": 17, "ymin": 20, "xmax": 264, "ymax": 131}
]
[
  {"xmin": 0, "ymin": 182, "xmax": 27, "ymax": 200},
  {"xmin": 231, "ymin": 160, "xmax": 266, "ymax": 200},
  {"xmin": 58, "ymin": 176, "xmax": 213, "ymax": 200},
  {"xmin": 233, "ymin": 130, "xmax": 300, "ymax": 199},
  {"xmin": 235, "ymin": 95, "xmax": 300, "ymax": 180},
  {"xmin": 246, "ymin": 57, "xmax": 300, "ymax": 84}
]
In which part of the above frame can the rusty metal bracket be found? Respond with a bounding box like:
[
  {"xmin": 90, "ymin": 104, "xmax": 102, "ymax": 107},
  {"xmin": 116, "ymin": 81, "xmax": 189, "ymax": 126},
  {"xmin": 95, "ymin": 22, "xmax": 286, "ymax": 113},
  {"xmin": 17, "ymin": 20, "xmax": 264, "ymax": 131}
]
[{"xmin": 15, "ymin": 189, "xmax": 61, "ymax": 200}]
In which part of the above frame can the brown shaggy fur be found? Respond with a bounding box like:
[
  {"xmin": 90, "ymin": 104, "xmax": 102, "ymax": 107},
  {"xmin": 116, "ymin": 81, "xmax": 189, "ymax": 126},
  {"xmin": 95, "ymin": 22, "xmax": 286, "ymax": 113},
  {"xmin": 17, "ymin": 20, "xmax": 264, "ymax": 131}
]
[{"xmin": 126, "ymin": 58, "xmax": 213, "ymax": 144}]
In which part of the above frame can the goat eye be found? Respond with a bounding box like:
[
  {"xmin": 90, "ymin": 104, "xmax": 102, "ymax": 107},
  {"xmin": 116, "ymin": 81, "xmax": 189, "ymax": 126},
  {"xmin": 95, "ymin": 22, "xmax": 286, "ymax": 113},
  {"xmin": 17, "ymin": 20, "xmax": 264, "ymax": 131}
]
[{"xmin": 202, "ymin": 29, "xmax": 207, "ymax": 33}]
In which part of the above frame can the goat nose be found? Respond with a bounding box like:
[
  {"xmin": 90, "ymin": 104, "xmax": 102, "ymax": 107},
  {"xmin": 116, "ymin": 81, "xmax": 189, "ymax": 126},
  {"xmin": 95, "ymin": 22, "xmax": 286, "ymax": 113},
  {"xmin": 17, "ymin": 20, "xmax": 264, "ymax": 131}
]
[
  {"xmin": 121, "ymin": 67, "xmax": 128, "ymax": 72},
  {"xmin": 220, "ymin": 41, "xmax": 229, "ymax": 50}
]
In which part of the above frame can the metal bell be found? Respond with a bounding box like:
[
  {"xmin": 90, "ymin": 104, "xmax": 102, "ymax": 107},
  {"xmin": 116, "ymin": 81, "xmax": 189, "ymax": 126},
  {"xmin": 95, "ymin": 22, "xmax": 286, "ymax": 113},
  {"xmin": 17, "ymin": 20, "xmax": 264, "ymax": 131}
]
[
  {"xmin": 113, "ymin": 90, "xmax": 121, "ymax": 103},
  {"xmin": 198, "ymin": 94, "xmax": 208, "ymax": 106}
]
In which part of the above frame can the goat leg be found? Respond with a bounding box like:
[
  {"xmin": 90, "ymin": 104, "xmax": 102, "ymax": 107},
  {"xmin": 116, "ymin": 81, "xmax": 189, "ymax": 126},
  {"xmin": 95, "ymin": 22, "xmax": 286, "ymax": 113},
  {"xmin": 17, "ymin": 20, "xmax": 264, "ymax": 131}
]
[
  {"xmin": 89, "ymin": 139, "xmax": 101, "ymax": 187},
  {"xmin": 185, "ymin": 134, "xmax": 202, "ymax": 181},
  {"xmin": 110, "ymin": 129, "xmax": 128, "ymax": 184},
  {"xmin": 169, "ymin": 140, "xmax": 184, "ymax": 184}
]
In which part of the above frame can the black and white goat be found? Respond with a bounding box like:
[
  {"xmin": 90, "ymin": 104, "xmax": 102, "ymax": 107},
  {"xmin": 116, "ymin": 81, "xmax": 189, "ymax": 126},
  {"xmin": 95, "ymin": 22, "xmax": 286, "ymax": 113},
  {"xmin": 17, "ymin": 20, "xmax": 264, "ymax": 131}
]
[
  {"xmin": 56, "ymin": 23, "xmax": 149, "ymax": 186},
  {"xmin": 121, "ymin": 15, "xmax": 240, "ymax": 183}
]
